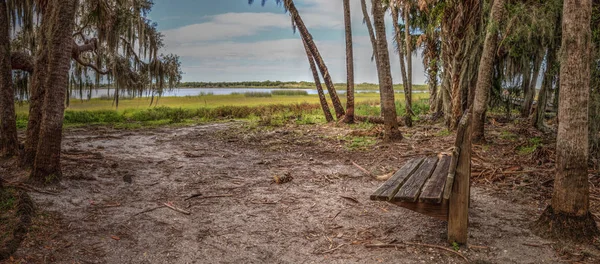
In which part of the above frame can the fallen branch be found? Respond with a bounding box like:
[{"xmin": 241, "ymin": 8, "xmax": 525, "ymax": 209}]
[
  {"xmin": 352, "ymin": 161, "xmax": 373, "ymax": 177},
  {"xmin": 163, "ymin": 202, "xmax": 191, "ymax": 215}
]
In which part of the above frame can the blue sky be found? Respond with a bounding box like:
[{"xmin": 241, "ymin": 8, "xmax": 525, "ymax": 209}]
[{"xmin": 149, "ymin": 0, "xmax": 426, "ymax": 84}]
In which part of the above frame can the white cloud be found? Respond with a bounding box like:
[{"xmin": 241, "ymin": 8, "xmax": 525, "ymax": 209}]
[
  {"xmin": 163, "ymin": 12, "xmax": 289, "ymax": 43},
  {"xmin": 160, "ymin": 0, "xmax": 427, "ymax": 84}
]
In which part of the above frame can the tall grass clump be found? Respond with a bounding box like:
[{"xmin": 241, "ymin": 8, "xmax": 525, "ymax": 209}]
[
  {"xmin": 244, "ymin": 91, "xmax": 272, "ymax": 97},
  {"xmin": 271, "ymin": 90, "xmax": 308, "ymax": 96},
  {"xmin": 64, "ymin": 110, "xmax": 125, "ymax": 124}
]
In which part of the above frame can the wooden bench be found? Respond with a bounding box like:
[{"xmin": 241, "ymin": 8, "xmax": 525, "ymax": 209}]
[{"xmin": 370, "ymin": 113, "xmax": 472, "ymax": 244}]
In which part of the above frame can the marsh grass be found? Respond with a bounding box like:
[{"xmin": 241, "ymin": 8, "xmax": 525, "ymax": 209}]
[
  {"xmin": 243, "ymin": 92, "xmax": 272, "ymax": 97},
  {"xmin": 13, "ymin": 93, "xmax": 430, "ymax": 129},
  {"xmin": 271, "ymin": 90, "xmax": 309, "ymax": 96}
]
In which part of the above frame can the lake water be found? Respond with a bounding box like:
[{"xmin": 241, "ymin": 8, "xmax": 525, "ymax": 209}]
[{"xmin": 69, "ymin": 87, "xmax": 427, "ymax": 99}]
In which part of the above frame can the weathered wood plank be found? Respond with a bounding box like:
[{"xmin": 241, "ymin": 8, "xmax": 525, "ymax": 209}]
[
  {"xmin": 392, "ymin": 156, "xmax": 439, "ymax": 202},
  {"xmin": 443, "ymin": 148, "xmax": 460, "ymax": 200},
  {"xmin": 370, "ymin": 158, "xmax": 424, "ymax": 201},
  {"xmin": 389, "ymin": 200, "xmax": 449, "ymax": 221},
  {"xmin": 448, "ymin": 112, "xmax": 471, "ymax": 244},
  {"xmin": 419, "ymin": 154, "xmax": 452, "ymax": 204}
]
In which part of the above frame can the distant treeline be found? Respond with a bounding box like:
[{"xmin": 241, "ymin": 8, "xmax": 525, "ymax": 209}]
[{"xmin": 177, "ymin": 81, "xmax": 428, "ymax": 91}]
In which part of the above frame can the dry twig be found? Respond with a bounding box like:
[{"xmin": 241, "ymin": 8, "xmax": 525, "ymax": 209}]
[
  {"xmin": 133, "ymin": 205, "xmax": 165, "ymax": 216},
  {"xmin": 187, "ymin": 194, "xmax": 234, "ymax": 200},
  {"xmin": 163, "ymin": 202, "xmax": 191, "ymax": 215},
  {"xmin": 352, "ymin": 161, "xmax": 373, "ymax": 177}
]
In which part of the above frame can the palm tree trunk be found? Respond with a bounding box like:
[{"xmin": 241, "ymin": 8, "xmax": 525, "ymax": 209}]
[
  {"xmin": 450, "ymin": 47, "xmax": 464, "ymax": 129},
  {"xmin": 403, "ymin": 2, "xmax": 413, "ymax": 127},
  {"xmin": 472, "ymin": 0, "xmax": 505, "ymax": 143},
  {"xmin": 23, "ymin": 1, "xmax": 54, "ymax": 167},
  {"xmin": 372, "ymin": 0, "xmax": 402, "ymax": 140},
  {"xmin": 31, "ymin": 0, "xmax": 79, "ymax": 182},
  {"xmin": 0, "ymin": 0, "xmax": 18, "ymax": 157},
  {"xmin": 522, "ymin": 52, "xmax": 543, "ymax": 117},
  {"xmin": 302, "ymin": 36, "xmax": 333, "ymax": 122},
  {"xmin": 360, "ymin": 0, "xmax": 378, "ymax": 61},
  {"xmin": 343, "ymin": 0, "xmax": 355, "ymax": 123},
  {"xmin": 361, "ymin": 0, "xmax": 384, "ymax": 113},
  {"xmin": 391, "ymin": 2, "xmax": 411, "ymax": 127},
  {"xmin": 519, "ymin": 59, "xmax": 532, "ymax": 117},
  {"xmin": 536, "ymin": 0, "xmax": 598, "ymax": 241},
  {"xmin": 285, "ymin": 0, "xmax": 345, "ymax": 119},
  {"xmin": 534, "ymin": 48, "xmax": 556, "ymax": 131}
]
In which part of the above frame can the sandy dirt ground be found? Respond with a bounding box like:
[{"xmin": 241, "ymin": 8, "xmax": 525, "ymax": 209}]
[{"xmin": 2, "ymin": 119, "xmax": 599, "ymax": 263}]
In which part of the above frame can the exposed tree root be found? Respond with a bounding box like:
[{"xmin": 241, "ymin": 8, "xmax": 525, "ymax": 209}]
[
  {"xmin": 0, "ymin": 190, "xmax": 35, "ymax": 261},
  {"xmin": 533, "ymin": 206, "xmax": 599, "ymax": 243}
]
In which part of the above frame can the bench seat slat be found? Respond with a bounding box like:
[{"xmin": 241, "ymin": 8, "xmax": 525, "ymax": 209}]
[
  {"xmin": 392, "ymin": 156, "xmax": 439, "ymax": 202},
  {"xmin": 369, "ymin": 158, "xmax": 424, "ymax": 201},
  {"xmin": 419, "ymin": 154, "xmax": 452, "ymax": 204}
]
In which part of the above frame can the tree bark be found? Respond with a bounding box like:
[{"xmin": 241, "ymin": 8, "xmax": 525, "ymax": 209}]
[
  {"xmin": 0, "ymin": 0, "xmax": 18, "ymax": 157},
  {"xmin": 31, "ymin": 0, "xmax": 79, "ymax": 182},
  {"xmin": 472, "ymin": 0, "xmax": 505, "ymax": 143},
  {"xmin": 372, "ymin": 0, "xmax": 402, "ymax": 140},
  {"xmin": 285, "ymin": 0, "xmax": 345, "ymax": 119},
  {"xmin": 553, "ymin": 0, "xmax": 592, "ymax": 217},
  {"xmin": 343, "ymin": 0, "xmax": 355, "ymax": 124},
  {"xmin": 403, "ymin": 2, "xmax": 414, "ymax": 127},
  {"xmin": 391, "ymin": 2, "xmax": 411, "ymax": 127},
  {"xmin": 535, "ymin": 0, "xmax": 598, "ymax": 241},
  {"xmin": 302, "ymin": 36, "xmax": 333, "ymax": 122},
  {"xmin": 22, "ymin": 1, "xmax": 54, "ymax": 167}
]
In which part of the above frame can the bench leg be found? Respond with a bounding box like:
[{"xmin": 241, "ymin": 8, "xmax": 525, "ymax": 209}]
[
  {"xmin": 447, "ymin": 119, "xmax": 471, "ymax": 245},
  {"xmin": 448, "ymin": 183, "xmax": 469, "ymax": 244}
]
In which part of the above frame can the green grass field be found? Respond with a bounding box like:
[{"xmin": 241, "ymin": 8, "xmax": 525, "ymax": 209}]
[
  {"xmin": 16, "ymin": 92, "xmax": 430, "ymax": 114},
  {"xmin": 14, "ymin": 92, "xmax": 430, "ymax": 129}
]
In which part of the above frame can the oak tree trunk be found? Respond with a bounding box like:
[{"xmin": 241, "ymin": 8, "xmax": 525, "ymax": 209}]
[
  {"xmin": 472, "ymin": 0, "xmax": 505, "ymax": 143},
  {"xmin": 372, "ymin": 0, "xmax": 402, "ymax": 140},
  {"xmin": 31, "ymin": 0, "xmax": 79, "ymax": 182},
  {"xmin": 302, "ymin": 36, "xmax": 333, "ymax": 122},
  {"xmin": 535, "ymin": 0, "xmax": 599, "ymax": 241},
  {"xmin": 0, "ymin": 0, "xmax": 18, "ymax": 157},
  {"xmin": 22, "ymin": 2, "xmax": 54, "ymax": 167},
  {"xmin": 343, "ymin": 0, "xmax": 355, "ymax": 123}
]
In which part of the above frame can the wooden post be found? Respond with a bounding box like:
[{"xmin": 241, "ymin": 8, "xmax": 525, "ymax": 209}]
[{"xmin": 448, "ymin": 112, "xmax": 471, "ymax": 244}]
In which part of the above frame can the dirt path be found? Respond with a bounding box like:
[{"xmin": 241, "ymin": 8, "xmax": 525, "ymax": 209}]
[{"xmin": 2, "ymin": 121, "xmax": 594, "ymax": 263}]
